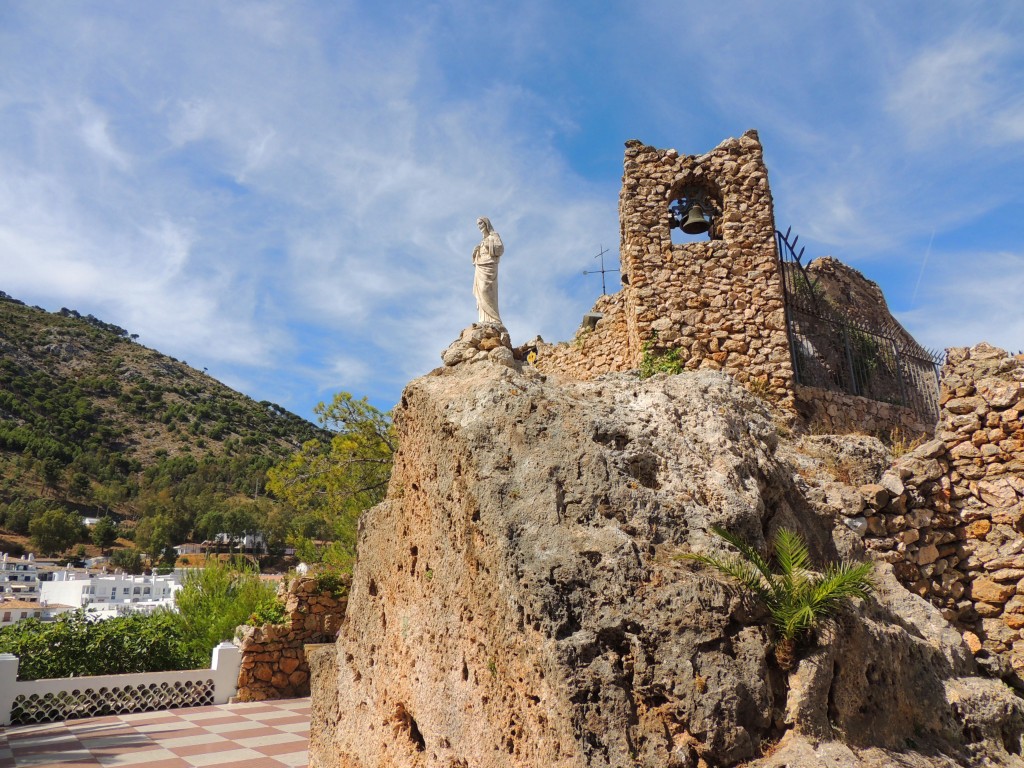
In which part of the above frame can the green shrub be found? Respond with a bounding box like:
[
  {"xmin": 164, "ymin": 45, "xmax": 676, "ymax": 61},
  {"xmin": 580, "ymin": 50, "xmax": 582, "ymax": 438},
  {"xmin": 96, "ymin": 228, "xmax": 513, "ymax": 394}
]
[
  {"xmin": 247, "ymin": 593, "xmax": 287, "ymax": 626},
  {"xmin": 110, "ymin": 548, "xmax": 144, "ymax": 574},
  {"xmin": 0, "ymin": 610, "xmax": 193, "ymax": 680},
  {"xmin": 314, "ymin": 570, "xmax": 349, "ymax": 597},
  {"xmin": 174, "ymin": 558, "xmax": 277, "ymax": 665}
]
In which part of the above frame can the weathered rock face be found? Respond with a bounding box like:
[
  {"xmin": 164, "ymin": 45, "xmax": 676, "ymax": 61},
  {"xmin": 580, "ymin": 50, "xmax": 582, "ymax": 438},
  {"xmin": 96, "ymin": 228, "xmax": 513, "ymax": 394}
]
[{"xmin": 311, "ymin": 347, "xmax": 1024, "ymax": 768}]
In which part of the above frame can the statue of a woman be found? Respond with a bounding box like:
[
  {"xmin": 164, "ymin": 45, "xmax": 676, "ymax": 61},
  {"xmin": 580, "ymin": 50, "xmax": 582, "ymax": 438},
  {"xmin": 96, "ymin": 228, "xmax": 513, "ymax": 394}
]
[{"xmin": 472, "ymin": 217, "xmax": 504, "ymax": 325}]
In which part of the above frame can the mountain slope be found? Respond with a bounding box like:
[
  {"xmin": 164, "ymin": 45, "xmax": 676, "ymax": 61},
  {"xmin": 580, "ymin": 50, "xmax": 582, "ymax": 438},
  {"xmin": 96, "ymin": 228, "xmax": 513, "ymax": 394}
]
[{"xmin": 0, "ymin": 290, "xmax": 324, "ymax": 549}]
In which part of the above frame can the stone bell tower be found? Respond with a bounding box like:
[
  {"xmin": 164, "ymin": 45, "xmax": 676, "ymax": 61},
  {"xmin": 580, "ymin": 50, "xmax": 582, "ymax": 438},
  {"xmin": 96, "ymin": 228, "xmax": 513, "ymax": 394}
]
[
  {"xmin": 537, "ymin": 130, "xmax": 935, "ymax": 436},
  {"xmin": 534, "ymin": 130, "xmax": 796, "ymax": 402},
  {"xmin": 617, "ymin": 130, "xmax": 795, "ymax": 399}
]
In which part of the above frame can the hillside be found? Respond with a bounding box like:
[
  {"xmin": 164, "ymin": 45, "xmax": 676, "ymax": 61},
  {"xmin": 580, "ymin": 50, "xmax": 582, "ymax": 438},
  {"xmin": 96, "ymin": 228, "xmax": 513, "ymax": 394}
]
[{"xmin": 0, "ymin": 290, "xmax": 325, "ymax": 554}]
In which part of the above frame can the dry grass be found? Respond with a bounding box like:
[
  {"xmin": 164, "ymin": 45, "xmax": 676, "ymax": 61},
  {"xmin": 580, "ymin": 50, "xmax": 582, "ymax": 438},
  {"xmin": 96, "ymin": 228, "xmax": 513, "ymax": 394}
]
[{"xmin": 887, "ymin": 426, "xmax": 925, "ymax": 459}]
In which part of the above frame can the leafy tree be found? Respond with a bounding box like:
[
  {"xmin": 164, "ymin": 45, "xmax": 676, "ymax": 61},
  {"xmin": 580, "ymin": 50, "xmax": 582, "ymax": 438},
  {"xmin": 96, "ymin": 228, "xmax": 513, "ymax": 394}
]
[
  {"xmin": 266, "ymin": 392, "xmax": 394, "ymax": 564},
  {"xmin": 110, "ymin": 547, "xmax": 144, "ymax": 574},
  {"xmin": 134, "ymin": 513, "xmax": 176, "ymax": 559},
  {"xmin": 29, "ymin": 508, "xmax": 84, "ymax": 555},
  {"xmin": 1, "ymin": 501, "xmax": 32, "ymax": 534},
  {"xmin": 173, "ymin": 558, "xmax": 277, "ymax": 665},
  {"xmin": 40, "ymin": 458, "xmax": 63, "ymax": 489},
  {"xmin": 70, "ymin": 471, "xmax": 91, "ymax": 497},
  {"xmin": 682, "ymin": 527, "xmax": 874, "ymax": 670},
  {"xmin": 90, "ymin": 516, "xmax": 119, "ymax": 554},
  {"xmin": 222, "ymin": 500, "xmax": 260, "ymax": 545}
]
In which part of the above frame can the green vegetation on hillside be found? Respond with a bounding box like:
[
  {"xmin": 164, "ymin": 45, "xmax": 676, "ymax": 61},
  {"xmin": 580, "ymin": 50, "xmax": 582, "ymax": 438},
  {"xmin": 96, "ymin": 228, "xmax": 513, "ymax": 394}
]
[
  {"xmin": 0, "ymin": 292, "xmax": 327, "ymax": 559},
  {"xmin": 0, "ymin": 292, "xmax": 396, "ymax": 566}
]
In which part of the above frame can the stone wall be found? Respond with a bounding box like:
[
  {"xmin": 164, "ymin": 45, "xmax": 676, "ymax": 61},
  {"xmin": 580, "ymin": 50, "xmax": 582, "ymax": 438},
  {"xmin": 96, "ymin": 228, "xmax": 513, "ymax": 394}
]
[
  {"xmin": 534, "ymin": 132, "xmax": 795, "ymax": 406},
  {"xmin": 794, "ymin": 385, "xmax": 932, "ymax": 437},
  {"xmin": 530, "ymin": 131, "xmax": 944, "ymax": 443},
  {"xmin": 857, "ymin": 343, "xmax": 1024, "ymax": 672},
  {"xmin": 618, "ymin": 133, "xmax": 794, "ymax": 401},
  {"xmin": 532, "ymin": 291, "xmax": 630, "ymax": 379},
  {"xmin": 234, "ymin": 575, "xmax": 348, "ymax": 701}
]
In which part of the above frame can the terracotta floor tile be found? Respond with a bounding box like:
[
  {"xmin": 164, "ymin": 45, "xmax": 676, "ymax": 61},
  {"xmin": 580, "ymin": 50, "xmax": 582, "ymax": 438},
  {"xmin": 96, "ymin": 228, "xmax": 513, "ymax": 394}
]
[
  {"xmin": 10, "ymin": 737, "xmax": 80, "ymax": 753},
  {"xmin": 11, "ymin": 752, "xmax": 95, "ymax": 767},
  {"xmin": 153, "ymin": 734, "xmax": 227, "ymax": 751},
  {"xmin": 251, "ymin": 739, "xmax": 310, "ymax": 758},
  {"xmin": 95, "ymin": 747, "xmax": 178, "ymax": 766},
  {"xmin": 177, "ymin": 747, "xmax": 263, "ymax": 766},
  {"xmin": 168, "ymin": 739, "xmax": 242, "ymax": 758},
  {"xmin": 225, "ymin": 758, "xmax": 290, "ymax": 768},
  {"xmin": 1, "ymin": 698, "xmax": 310, "ymax": 768},
  {"xmin": 234, "ymin": 733, "xmax": 306, "ymax": 749},
  {"xmin": 268, "ymin": 750, "xmax": 307, "ymax": 768}
]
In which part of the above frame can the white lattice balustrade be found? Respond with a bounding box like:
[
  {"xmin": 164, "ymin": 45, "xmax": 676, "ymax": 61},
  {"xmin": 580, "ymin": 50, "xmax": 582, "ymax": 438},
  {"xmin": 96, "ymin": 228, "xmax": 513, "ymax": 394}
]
[{"xmin": 0, "ymin": 642, "xmax": 240, "ymax": 726}]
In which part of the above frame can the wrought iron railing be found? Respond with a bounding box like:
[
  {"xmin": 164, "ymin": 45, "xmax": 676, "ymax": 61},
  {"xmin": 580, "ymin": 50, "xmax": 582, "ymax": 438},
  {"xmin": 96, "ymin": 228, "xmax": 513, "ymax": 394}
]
[{"xmin": 776, "ymin": 228, "xmax": 942, "ymax": 425}]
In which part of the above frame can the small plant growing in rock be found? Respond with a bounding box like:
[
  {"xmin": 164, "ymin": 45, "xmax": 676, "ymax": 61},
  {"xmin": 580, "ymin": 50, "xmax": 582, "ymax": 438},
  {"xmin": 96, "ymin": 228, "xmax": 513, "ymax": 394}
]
[
  {"xmin": 247, "ymin": 594, "xmax": 287, "ymax": 626},
  {"xmin": 886, "ymin": 426, "xmax": 924, "ymax": 460},
  {"xmin": 745, "ymin": 377, "xmax": 772, "ymax": 400},
  {"xmin": 639, "ymin": 340, "xmax": 684, "ymax": 379},
  {"xmin": 314, "ymin": 569, "xmax": 350, "ymax": 597},
  {"xmin": 681, "ymin": 526, "xmax": 874, "ymax": 670}
]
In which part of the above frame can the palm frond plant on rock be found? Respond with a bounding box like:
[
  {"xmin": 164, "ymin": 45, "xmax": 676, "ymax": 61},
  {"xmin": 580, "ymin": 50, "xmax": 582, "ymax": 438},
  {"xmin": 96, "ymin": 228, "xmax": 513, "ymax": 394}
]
[{"xmin": 682, "ymin": 526, "xmax": 874, "ymax": 670}]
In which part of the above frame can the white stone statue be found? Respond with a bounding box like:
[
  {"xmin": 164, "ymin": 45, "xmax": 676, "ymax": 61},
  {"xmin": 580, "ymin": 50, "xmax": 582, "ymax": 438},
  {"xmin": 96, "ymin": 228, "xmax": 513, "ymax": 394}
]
[{"xmin": 472, "ymin": 217, "xmax": 504, "ymax": 325}]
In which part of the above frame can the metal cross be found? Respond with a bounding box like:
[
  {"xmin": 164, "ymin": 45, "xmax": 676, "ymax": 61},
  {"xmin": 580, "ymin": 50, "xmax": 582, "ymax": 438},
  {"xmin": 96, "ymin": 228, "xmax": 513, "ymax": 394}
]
[{"xmin": 582, "ymin": 245, "xmax": 620, "ymax": 295}]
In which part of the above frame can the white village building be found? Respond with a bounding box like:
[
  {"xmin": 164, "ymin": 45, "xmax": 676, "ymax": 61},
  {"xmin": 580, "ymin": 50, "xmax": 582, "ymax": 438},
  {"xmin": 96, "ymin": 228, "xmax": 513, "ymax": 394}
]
[
  {"xmin": 0, "ymin": 553, "xmax": 40, "ymax": 603},
  {"xmin": 40, "ymin": 569, "xmax": 181, "ymax": 618}
]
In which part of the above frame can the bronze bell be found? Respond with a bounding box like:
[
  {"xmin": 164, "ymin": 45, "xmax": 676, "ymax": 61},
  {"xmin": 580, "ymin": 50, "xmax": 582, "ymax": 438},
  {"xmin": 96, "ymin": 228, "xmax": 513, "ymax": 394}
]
[{"xmin": 681, "ymin": 204, "xmax": 711, "ymax": 235}]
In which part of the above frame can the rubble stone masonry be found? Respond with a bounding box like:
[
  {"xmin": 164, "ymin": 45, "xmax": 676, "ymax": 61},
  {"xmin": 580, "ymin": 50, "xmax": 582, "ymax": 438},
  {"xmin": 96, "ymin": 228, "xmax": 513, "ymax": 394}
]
[
  {"xmin": 858, "ymin": 343, "xmax": 1024, "ymax": 672},
  {"xmin": 535, "ymin": 131, "xmax": 795, "ymax": 406},
  {"xmin": 533, "ymin": 131, "xmax": 934, "ymax": 438},
  {"xmin": 794, "ymin": 385, "xmax": 930, "ymax": 437},
  {"xmin": 234, "ymin": 575, "xmax": 348, "ymax": 701}
]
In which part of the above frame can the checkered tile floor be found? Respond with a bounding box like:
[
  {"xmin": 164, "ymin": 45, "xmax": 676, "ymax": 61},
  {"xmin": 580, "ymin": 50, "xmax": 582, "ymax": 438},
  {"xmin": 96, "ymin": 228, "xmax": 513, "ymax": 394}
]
[{"xmin": 0, "ymin": 698, "xmax": 311, "ymax": 768}]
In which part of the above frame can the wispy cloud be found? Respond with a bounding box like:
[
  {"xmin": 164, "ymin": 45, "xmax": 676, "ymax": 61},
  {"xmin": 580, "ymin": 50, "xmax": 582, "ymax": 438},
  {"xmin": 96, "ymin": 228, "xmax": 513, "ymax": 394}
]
[
  {"xmin": 898, "ymin": 249, "xmax": 1024, "ymax": 354},
  {"xmin": 887, "ymin": 32, "xmax": 1024, "ymax": 149}
]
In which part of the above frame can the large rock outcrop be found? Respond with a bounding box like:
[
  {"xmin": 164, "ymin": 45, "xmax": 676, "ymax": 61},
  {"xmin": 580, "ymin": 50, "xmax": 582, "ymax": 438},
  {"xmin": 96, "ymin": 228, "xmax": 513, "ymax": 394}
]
[{"xmin": 310, "ymin": 335, "xmax": 1024, "ymax": 768}]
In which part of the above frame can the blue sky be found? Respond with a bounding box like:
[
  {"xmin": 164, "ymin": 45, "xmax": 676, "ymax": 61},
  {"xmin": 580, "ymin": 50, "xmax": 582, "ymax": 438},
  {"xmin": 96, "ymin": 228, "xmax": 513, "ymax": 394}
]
[{"xmin": 2, "ymin": 2, "xmax": 1022, "ymax": 421}]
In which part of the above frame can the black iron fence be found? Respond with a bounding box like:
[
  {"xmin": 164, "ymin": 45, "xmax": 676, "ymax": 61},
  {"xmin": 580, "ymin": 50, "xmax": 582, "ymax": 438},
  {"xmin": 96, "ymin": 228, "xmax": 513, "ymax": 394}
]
[{"xmin": 776, "ymin": 228, "xmax": 941, "ymax": 426}]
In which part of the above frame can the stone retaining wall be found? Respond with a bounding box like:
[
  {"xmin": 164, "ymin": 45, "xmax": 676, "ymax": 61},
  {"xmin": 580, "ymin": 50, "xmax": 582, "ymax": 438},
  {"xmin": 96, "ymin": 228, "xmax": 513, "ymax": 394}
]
[
  {"xmin": 234, "ymin": 575, "xmax": 348, "ymax": 701},
  {"xmin": 533, "ymin": 291, "xmax": 631, "ymax": 379},
  {"xmin": 794, "ymin": 385, "xmax": 931, "ymax": 437},
  {"xmin": 857, "ymin": 343, "xmax": 1024, "ymax": 672}
]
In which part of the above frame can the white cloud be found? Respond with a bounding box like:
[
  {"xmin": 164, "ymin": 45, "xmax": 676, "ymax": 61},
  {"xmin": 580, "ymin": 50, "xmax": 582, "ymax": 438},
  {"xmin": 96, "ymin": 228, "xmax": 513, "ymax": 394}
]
[
  {"xmin": 898, "ymin": 249, "xmax": 1024, "ymax": 354},
  {"xmin": 1, "ymin": 0, "xmax": 1021, "ymax": 418},
  {"xmin": 886, "ymin": 32, "xmax": 1024, "ymax": 149},
  {"xmin": 77, "ymin": 101, "xmax": 132, "ymax": 171},
  {"xmin": 167, "ymin": 100, "xmax": 215, "ymax": 147}
]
